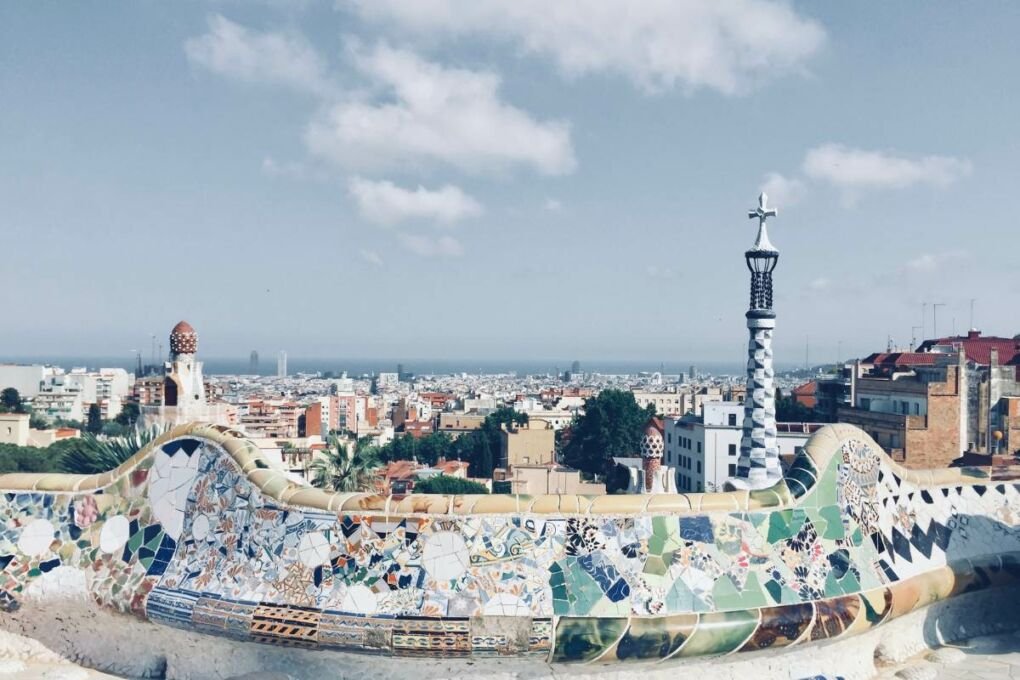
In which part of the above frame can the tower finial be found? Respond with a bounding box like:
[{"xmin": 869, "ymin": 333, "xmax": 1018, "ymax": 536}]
[{"xmin": 748, "ymin": 192, "xmax": 778, "ymax": 252}]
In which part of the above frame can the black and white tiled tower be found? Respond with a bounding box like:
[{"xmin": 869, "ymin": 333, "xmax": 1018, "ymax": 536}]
[{"xmin": 731, "ymin": 193, "xmax": 782, "ymax": 490}]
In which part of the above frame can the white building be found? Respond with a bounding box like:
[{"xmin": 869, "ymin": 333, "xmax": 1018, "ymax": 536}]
[
  {"xmin": 664, "ymin": 402, "xmax": 821, "ymax": 493},
  {"xmin": 277, "ymin": 351, "xmax": 288, "ymax": 378},
  {"xmin": 32, "ymin": 375, "xmax": 86, "ymax": 423},
  {"xmin": 632, "ymin": 390, "xmax": 688, "ymax": 417},
  {"xmin": 0, "ymin": 364, "xmax": 52, "ymax": 398}
]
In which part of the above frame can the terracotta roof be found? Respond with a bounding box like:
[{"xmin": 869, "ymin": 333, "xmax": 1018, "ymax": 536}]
[
  {"xmin": 916, "ymin": 332, "xmax": 1020, "ymax": 366},
  {"xmin": 792, "ymin": 381, "xmax": 817, "ymax": 396}
]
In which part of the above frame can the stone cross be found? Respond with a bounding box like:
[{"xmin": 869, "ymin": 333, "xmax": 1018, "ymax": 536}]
[
  {"xmin": 748, "ymin": 192, "xmax": 777, "ymax": 228},
  {"xmin": 747, "ymin": 192, "xmax": 778, "ymax": 252}
]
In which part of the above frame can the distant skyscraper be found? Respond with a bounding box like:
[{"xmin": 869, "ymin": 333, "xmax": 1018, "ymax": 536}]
[
  {"xmin": 689, "ymin": 365, "xmax": 697, "ymax": 381},
  {"xmin": 249, "ymin": 350, "xmax": 259, "ymax": 374},
  {"xmin": 397, "ymin": 363, "xmax": 405, "ymax": 380},
  {"xmin": 277, "ymin": 351, "xmax": 287, "ymax": 378},
  {"xmin": 571, "ymin": 360, "xmax": 581, "ymax": 374}
]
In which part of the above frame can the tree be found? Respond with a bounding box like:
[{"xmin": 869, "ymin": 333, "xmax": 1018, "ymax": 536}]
[
  {"xmin": 562, "ymin": 389, "xmax": 656, "ymax": 478},
  {"xmin": 114, "ymin": 402, "xmax": 140, "ymax": 427},
  {"xmin": 309, "ymin": 437, "xmax": 380, "ymax": 493},
  {"xmin": 61, "ymin": 427, "xmax": 164, "ymax": 475},
  {"xmin": 414, "ymin": 475, "xmax": 489, "ymax": 494},
  {"xmin": 0, "ymin": 388, "xmax": 24, "ymax": 413},
  {"xmin": 775, "ymin": 388, "xmax": 814, "ymax": 422},
  {"xmin": 86, "ymin": 404, "xmax": 103, "ymax": 434}
]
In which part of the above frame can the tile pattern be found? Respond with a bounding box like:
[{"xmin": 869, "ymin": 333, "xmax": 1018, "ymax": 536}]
[
  {"xmin": 1, "ymin": 423, "xmax": 1020, "ymax": 664},
  {"xmin": 737, "ymin": 316, "xmax": 782, "ymax": 488}
]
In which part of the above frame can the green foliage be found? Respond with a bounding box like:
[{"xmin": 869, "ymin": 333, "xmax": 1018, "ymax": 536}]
[
  {"xmin": 28, "ymin": 414, "xmax": 49, "ymax": 430},
  {"xmin": 0, "ymin": 388, "xmax": 25, "ymax": 413},
  {"xmin": 414, "ymin": 475, "xmax": 489, "ymax": 495},
  {"xmin": 562, "ymin": 389, "xmax": 656, "ymax": 478},
  {"xmin": 309, "ymin": 437, "xmax": 380, "ymax": 493},
  {"xmin": 60, "ymin": 427, "xmax": 165, "ymax": 475},
  {"xmin": 101, "ymin": 421, "xmax": 131, "ymax": 438},
  {"xmin": 86, "ymin": 404, "xmax": 103, "ymax": 434},
  {"xmin": 775, "ymin": 388, "xmax": 814, "ymax": 422},
  {"xmin": 114, "ymin": 402, "xmax": 140, "ymax": 427},
  {"xmin": 0, "ymin": 442, "xmax": 66, "ymax": 473},
  {"xmin": 375, "ymin": 407, "xmax": 528, "ymax": 479}
]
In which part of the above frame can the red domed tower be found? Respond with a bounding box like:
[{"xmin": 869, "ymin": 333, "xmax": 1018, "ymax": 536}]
[
  {"xmin": 639, "ymin": 418, "xmax": 665, "ymax": 492},
  {"xmin": 169, "ymin": 321, "xmax": 198, "ymax": 357}
]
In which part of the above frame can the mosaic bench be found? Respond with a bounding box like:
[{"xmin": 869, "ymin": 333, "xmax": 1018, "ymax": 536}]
[{"xmin": 1, "ymin": 422, "xmax": 1019, "ymax": 669}]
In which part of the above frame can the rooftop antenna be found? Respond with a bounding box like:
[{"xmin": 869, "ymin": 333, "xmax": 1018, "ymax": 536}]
[
  {"xmin": 887, "ymin": 335, "xmax": 894, "ymax": 352},
  {"xmin": 932, "ymin": 303, "xmax": 946, "ymax": 339},
  {"xmin": 921, "ymin": 302, "xmax": 928, "ymax": 341},
  {"xmin": 150, "ymin": 334, "xmax": 156, "ymax": 367},
  {"xmin": 911, "ymin": 326, "xmax": 923, "ymax": 350}
]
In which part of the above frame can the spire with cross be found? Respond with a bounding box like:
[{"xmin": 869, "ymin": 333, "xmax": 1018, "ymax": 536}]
[{"xmin": 728, "ymin": 191, "xmax": 783, "ymax": 491}]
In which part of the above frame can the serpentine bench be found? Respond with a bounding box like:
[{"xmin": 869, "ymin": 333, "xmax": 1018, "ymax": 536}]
[{"xmin": 2, "ymin": 422, "xmax": 1019, "ymax": 676}]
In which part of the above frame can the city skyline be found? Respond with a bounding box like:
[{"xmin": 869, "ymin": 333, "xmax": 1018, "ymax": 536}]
[{"xmin": 2, "ymin": 2, "xmax": 1019, "ymax": 361}]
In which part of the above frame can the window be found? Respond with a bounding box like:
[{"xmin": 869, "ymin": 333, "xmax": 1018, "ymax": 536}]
[
  {"xmin": 728, "ymin": 413, "xmax": 737, "ymax": 427},
  {"xmin": 697, "ymin": 482, "xmax": 702, "ymax": 492},
  {"xmin": 913, "ymin": 403, "xmax": 920, "ymax": 415},
  {"xmin": 696, "ymin": 461, "xmax": 702, "ymax": 474},
  {"xmin": 728, "ymin": 444, "xmax": 736, "ymax": 456},
  {"xmin": 697, "ymin": 442, "xmax": 702, "ymax": 454},
  {"xmin": 728, "ymin": 464, "xmax": 736, "ymax": 476},
  {"xmin": 860, "ymin": 397, "xmax": 872, "ymax": 410},
  {"xmin": 667, "ymin": 432, "xmax": 672, "ymax": 443}
]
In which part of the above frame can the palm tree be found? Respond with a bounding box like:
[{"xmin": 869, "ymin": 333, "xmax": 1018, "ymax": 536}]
[
  {"xmin": 309, "ymin": 436, "xmax": 380, "ymax": 493},
  {"xmin": 61, "ymin": 426, "xmax": 166, "ymax": 475}
]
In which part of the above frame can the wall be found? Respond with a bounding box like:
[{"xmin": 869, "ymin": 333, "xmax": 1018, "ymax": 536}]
[
  {"xmin": 1, "ymin": 423, "xmax": 1019, "ymax": 669},
  {"xmin": 0, "ymin": 413, "xmax": 29, "ymax": 446}
]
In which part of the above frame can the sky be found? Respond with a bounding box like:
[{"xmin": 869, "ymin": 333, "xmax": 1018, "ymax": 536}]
[{"xmin": 2, "ymin": 1, "xmax": 1019, "ymax": 365}]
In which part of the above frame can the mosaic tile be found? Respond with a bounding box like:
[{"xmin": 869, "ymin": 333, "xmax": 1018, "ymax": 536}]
[{"xmin": 1, "ymin": 424, "xmax": 1020, "ymax": 663}]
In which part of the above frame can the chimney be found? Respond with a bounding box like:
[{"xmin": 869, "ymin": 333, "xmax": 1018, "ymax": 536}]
[
  {"xmin": 968, "ymin": 329, "xmax": 981, "ymax": 340},
  {"xmin": 643, "ymin": 456, "xmax": 660, "ymax": 492},
  {"xmin": 991, "ymin": 347, "xmax": 999, "ymax": 368}
]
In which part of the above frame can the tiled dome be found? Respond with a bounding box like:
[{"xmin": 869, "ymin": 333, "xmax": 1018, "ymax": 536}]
[
  {"xmin": 639, "ymin": 420, "xmax": 664, "ymax": 459},
  {"xmin": 169, "ymin": 320, "xmax": 198, "ymax": 355}
]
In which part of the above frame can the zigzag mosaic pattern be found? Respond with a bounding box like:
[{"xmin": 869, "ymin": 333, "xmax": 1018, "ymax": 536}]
[
  {"xmin": 737, "ymin": 319, "xmax": 782, "ymax": 487},
  {"xmin": 2, "ymin": 423, "xmax": 1020, "ymax": 663}
]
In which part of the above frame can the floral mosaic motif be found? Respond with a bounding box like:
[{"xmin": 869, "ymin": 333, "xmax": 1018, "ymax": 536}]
[{"xmin": 2, "ymin": 424, "xmax": 1020, "ymax": 663}]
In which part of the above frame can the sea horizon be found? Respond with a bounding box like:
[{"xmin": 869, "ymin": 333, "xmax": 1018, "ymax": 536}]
[{"xmin": 0, "ymin": 355, "xmax": 806, "ymax": 377}]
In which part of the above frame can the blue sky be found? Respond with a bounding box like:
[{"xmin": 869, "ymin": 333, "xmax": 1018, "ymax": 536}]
[{"xmin": 2, "ymin": 2, "xmax": 1018, "ymax": 364}]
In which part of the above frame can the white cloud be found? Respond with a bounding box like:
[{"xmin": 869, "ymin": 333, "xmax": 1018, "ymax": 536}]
[
  {"xmin": 185, "ymin": 15, "xmax": 333, "ymax": 96},
  {"xmin": 359, "ymin": 249, "xmax": 384, "ymax": 266},
  {"xmin": 802, "ymin": 144, "xmax": 973, "ymax": 195},
  {"xmin": 346, "ymin": 0, "xmax": 826, "ymax": 95},
  {"xmin": 348, "ymin": 177, "xmax": 483, "ymax": 226},
  {"xmin": 903, "ymin": 250, "xmax": 969, "ymax": 274},
  {"xmin": 807, "ymin": 277, "xmax": 831, "ymax": 291},
  {"xmin": 398, "ymin": 233, "xmax": 464, "ymax": 257},
  {"xmin": 759, "ymin": 172, "xmax": 806, "ymax": 207},
  {"xmin": 304, "ymin": 43, "xmax": 575, "ymax": 175},
  {"xmin": 543, "ymin": 198, "xmax": 563, "ymax": 212}
]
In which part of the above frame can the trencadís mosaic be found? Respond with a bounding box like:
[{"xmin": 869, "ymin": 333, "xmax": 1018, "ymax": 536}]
[{"xmin": 2, "ymin": 423, "xmax": 1020, "ymax": 663}]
